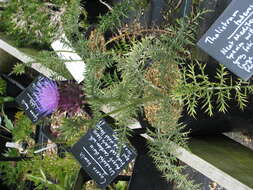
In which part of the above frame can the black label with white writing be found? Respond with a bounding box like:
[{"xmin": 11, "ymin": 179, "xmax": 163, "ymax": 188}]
[
  {"xmin": 197, "ymin": 0, "xmax": 253, "ymax": 80},
  {"xmin": 16, "ymin": 76, "xmax": 47, "ymax": 123},
  {"xmin": 70, "ymin": 120, "xmax": 136, "ymax": 188}
]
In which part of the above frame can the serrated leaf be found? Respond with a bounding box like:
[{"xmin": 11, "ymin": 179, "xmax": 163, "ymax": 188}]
[
  {"xmin": 0, "ymin": 78, "xmax": 7, "ymax": 95},
  {"xmin": 1, "ymin": 106, "xmax": 14, "ymax": 131},
  {"xmin": 40, "ymin": 168, "xmax": 46, "ymax": 180}
]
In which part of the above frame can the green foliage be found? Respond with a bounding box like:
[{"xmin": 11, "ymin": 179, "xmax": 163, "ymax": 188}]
[
  {"xmin": 3, "ymin": 1, "xmax": 253, "ymax": 190},
  {"xmin": 59, "ymin": 116, "xmax": 90, "ymax": 146},
  {"xmin": 110, "ymin": 181, "xmax": 128, "ymax": 190},
  {"xmin": 97, "ymin": 0, "xmax": 143, "ymax": 33},
  {"xmin": 0, "ymin": 112, "xmax": 80, "ymax": 190},
  {"xmin": 31, "ymin": 51, "xmax": 74, "ymax": 80},
  {"xmin": 0, "ymin": 0, "xmax": 79, "ymax": 46},
  {"xmin": 12, "ymin": 112, "xmax": 34, "ymax": 142},
  {"xmin": 77, "ymin": 8, "xmax": 253, "ymax": 190},
  {"xmin": 62, "ymin": 0, "xmax": 87, "ymax": 39},
  {"xmin": 1, "ymin": 106, "xmax": 14, "ymax": 131},
  {"xmin": 0, "ymin": 79, "xmax": 15, "ymax": 133},
  {"xmin": 23, "ymin": 154, "xmax": 79, "ymax": 190},
  {"xmin": 69, "ymin": 7, "xmax": 204, "ymax": 189},
  {"xmin": 0, "ymin": 77, "xmax": 7, "ymax": 95},
  {"xmin": 0, "ymin": 149, "xmax": 29, "ymax": 190},
  {"xmin": 0, "ymin": 78, "xmax": 14, "ymax": 104},
  {"xmin": 173, "ymin": 62, "xmax": 253, "ymax": 117},
  {"xmin": 0, "ymin": 152, "xmax": 79, "ymax": 190},
  {"xmin": 11, "ymin": 63, "xmax": 26, "ymax": 75}
]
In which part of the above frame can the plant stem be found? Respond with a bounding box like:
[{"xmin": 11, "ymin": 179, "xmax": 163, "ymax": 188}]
[
  {"xmin": 0, "ymin": 97, "xmax": 15, "ymax": 103},
  {"xmin": 99, "ymin": 0, "xmax": 113, "ymax": 11},
  {"xmin": 105, "ymin": 29, "xmax": 174, "ymax": 46},
  {"xmin": 105, "ymin": 95, "xmax": 163, "ymax": 116},
  {"xmin": 206, "ymin": 85, "xmax": 253, "ymax": 90}
]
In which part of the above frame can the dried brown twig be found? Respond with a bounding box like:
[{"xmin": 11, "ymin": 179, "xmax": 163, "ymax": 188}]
[{"xmin": 105, "ymin": 28, "xmax": 174, "ymax": 46}]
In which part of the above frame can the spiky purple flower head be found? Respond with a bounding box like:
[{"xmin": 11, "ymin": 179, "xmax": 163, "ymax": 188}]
[{"xmin": 34, "ymin": 78, "xmax": 60, "ymax": 116}]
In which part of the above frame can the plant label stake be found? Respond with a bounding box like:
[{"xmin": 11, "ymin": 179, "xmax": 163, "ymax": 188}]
[
  {"xmin": 51, "ymin": 34, "xmax": 86, "ymax": 83},
  {"xmin": 16, "ymin": 76, "xmax": 59, "ymax": 123},
  {"xmin": 197, "ymin": 0, "xmax": 253, "ymax": 80},
  {"xmin": 70, "ymin": 119, "xmax": 137, "ymax": 188},
  {"xmin": 5, "ymin": 142, "xmax": 27, "ymax": 154},
  {"xmin": 34, "ymin": 144, "xmax": 57, "ymax": 154}
]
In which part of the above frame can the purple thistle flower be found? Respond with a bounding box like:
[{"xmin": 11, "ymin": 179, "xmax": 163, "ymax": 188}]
[{"xmin": 34, "ymin": 78, "xmax": 60, "ymax": 116}]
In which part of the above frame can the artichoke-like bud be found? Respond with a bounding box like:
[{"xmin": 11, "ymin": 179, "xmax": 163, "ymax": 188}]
[{"xmin": 57, "ymin": 81, "xmax": 85, "ymax": 115}]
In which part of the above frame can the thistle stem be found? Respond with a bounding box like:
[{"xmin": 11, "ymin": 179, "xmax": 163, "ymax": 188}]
[{"xmin": 105, "ymin": 96, "xmax": 163, "ymax": 116}]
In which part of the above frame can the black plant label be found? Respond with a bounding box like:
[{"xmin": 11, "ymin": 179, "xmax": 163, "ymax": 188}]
[
  {"xmin": 198, "ymin": 0, "xmax": 253, "ymax": 80},
  {"xmin": 71, "ymin": 119, "xmax": 137, "ymax": 188},
  {"xmin": 16, "ymin": 76, "xmax": 47, "ymax": 123}
]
